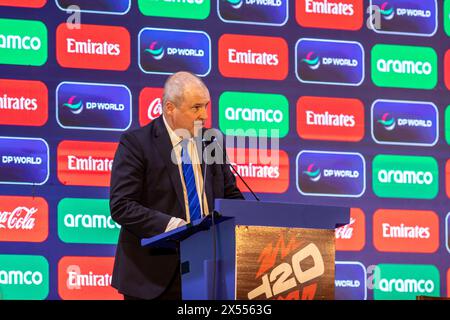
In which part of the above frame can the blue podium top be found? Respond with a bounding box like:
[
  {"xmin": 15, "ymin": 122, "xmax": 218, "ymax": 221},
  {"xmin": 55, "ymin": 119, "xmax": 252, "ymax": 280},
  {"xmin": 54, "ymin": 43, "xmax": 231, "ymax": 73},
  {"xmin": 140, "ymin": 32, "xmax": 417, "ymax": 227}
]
[
  {"xmin": 141, "ymin": 199, "xmax": 349, "ymax": 248},
  {"xmin": 215, "ymin": 199, "xmax": 349, "ymax": 229}
]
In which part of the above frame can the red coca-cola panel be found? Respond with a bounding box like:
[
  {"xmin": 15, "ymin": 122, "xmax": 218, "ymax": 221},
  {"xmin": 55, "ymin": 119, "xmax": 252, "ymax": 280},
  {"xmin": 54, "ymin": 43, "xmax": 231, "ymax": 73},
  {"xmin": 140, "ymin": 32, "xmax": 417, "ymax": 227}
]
[
  {"xmin": 0, "ymin": 195, "xmax": 48, "ymax": 242},
  {"xmin": 139, "ymin": 87, "xmax": 212, "ymax": 128},
  {"xmin": 335, "ymin": 208, "xmax": 365, "ymax": 251}
]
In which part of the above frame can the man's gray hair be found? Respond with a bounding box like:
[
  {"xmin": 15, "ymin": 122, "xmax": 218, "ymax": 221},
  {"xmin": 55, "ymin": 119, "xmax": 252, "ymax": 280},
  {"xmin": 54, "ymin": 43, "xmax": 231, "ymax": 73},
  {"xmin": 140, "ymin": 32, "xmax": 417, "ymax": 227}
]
[{"xmin": 162, "ymin": 71, "xmax": 207, "ymax": 110}]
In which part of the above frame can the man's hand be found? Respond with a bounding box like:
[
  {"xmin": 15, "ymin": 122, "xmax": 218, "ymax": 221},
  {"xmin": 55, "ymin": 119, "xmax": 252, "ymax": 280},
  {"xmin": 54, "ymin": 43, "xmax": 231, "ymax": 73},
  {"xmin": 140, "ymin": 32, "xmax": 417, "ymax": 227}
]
[
  {"xmin": 165, "ymin": 217, "xmax": 188, "ymax": 232},
  {"xmin": 175, "ymin": 218, "xmax": 188, "ymax": 228}
]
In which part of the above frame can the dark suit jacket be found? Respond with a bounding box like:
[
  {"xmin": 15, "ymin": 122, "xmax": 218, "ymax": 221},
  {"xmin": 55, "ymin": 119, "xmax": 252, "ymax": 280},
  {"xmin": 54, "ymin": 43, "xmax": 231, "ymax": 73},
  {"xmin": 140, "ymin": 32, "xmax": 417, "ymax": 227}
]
[{"xmin": 109, "ymin": 116, "xmax": 244, "ymax": 299}]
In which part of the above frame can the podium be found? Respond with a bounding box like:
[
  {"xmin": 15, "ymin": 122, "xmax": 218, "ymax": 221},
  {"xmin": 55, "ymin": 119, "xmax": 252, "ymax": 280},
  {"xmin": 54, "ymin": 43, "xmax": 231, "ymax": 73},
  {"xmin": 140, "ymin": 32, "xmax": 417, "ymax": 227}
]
[{"xmin": 142, "ymin": 199, "xmax": 349, "ymax": 300}]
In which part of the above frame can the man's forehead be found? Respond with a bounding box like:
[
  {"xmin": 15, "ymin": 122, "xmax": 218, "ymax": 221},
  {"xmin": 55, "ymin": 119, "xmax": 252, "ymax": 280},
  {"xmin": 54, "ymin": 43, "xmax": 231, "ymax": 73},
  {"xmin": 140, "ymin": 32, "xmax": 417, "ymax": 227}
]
[{"xmin": 184, "ymin": 84, "xmax": 210, "ymax": 99}]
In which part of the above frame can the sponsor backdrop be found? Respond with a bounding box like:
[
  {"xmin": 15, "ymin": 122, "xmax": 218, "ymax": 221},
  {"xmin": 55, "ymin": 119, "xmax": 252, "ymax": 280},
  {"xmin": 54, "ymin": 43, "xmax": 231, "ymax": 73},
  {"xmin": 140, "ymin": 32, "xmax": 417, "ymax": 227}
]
[{"xmin": 0, "ymin": 0, "xmax": 448, "ymax": 300}]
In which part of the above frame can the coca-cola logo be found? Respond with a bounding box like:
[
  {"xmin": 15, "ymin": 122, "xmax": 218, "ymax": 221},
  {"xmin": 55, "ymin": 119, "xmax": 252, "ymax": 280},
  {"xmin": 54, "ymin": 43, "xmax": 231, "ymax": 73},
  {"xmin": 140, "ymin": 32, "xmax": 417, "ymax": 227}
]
[
  {"xmin": 0, "ymin": 206, "xmax": 37, "ymax": 230},
  {"xmin": 147, "ymin": 98, "xmax": 162, "ymax": 120},
  {"xmin": 335, "ymin": 217, "xmax": 355, "ymax": 240}
]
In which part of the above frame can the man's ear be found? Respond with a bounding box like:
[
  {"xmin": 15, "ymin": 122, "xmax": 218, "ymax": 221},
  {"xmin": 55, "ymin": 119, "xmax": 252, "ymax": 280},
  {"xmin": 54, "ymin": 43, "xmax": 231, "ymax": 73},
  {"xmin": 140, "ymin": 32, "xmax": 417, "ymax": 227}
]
[{"xmin": 165, "ymin": 101, "xmax": 175, "ymax": 114}]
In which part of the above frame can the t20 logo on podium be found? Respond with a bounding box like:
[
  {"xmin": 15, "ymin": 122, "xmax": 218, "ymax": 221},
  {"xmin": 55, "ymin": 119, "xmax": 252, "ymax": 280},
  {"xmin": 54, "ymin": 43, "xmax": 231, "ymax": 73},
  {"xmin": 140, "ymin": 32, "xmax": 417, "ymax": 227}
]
[{"xmin": 236, "ymin": 226, "xmax": 335, "ymax": 300}]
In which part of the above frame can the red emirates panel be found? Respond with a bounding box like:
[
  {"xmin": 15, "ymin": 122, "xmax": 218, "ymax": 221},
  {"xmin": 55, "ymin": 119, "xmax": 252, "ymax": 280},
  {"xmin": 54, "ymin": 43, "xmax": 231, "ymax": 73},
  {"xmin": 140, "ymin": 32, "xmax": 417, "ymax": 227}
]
[
  {"xmin": 57, "ymin": 140, "xmax": 118, "ymax": 187},
  {"xmin": 373, "ymin": 209, "xmax": 439, "ymax": 253},
  {"xmin": 58, "ymin": 256, "xmax": 122, "ymax": 300},
  {"xmin": 297, "ymin": 96, "xmax": 364, "ymax": 142},
  {"xmin": 296, "ymin": 0, "xmax": 363, "ymax": 30},
  {"xmin": 0, "ymin": 79, "xmax": 48, "ymax": 126},
  {"xmin": 56, "ymin": 23, "xmax": 130, "ymax": 71},
  {"xmin": 227, "ymin": 148, "xmax": 289, "ymax": 193},
  {"xmin": 218, "ymin": 34, "xmax": 288, "ymax": 80}
]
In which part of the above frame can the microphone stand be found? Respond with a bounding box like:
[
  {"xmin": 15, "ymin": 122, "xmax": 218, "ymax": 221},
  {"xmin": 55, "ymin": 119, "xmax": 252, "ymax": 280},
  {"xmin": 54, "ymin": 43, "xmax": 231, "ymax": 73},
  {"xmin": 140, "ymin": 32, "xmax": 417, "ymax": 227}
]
[
  {"xmin": 214, "ymin": 138, "xmax": 260, "ymax": 202},
  {"xmin": 200, "ymin": 136, "xmax": 260, "ymax": 300},
  {"xmin": 200, "ymin": 138, "xmax": 217, "ymax": 300}
]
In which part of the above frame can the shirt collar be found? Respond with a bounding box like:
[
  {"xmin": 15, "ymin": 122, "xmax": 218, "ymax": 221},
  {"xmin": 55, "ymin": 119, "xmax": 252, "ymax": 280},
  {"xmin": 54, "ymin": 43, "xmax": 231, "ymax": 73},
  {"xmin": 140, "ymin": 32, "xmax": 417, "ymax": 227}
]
[{"xmin": 162, "ymin": 115, "xmax": 183, "ymax": 148}]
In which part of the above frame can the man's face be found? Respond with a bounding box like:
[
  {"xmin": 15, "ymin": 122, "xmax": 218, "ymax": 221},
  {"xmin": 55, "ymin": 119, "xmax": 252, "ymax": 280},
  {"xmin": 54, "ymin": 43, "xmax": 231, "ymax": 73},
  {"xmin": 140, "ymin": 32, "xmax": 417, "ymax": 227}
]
[{"xmin": 166, "ymin": 83, "xmax": 210, "ymax": 137}]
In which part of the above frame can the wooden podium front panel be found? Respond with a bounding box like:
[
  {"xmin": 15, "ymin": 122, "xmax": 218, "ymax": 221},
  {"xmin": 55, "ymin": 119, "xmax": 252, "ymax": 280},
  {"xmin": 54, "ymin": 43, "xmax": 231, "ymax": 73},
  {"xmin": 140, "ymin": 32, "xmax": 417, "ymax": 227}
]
[{"xmin": 235, "ymin": 226, "xmax": 335, "ymax": 300}]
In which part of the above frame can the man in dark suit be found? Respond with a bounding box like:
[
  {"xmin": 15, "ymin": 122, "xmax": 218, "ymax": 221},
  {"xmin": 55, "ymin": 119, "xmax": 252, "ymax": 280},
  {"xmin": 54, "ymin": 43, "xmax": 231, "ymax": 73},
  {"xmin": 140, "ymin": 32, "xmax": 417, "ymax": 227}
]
[{"xmin": 109, "ymin": 71, "xmax": 244, "ymax": 300}]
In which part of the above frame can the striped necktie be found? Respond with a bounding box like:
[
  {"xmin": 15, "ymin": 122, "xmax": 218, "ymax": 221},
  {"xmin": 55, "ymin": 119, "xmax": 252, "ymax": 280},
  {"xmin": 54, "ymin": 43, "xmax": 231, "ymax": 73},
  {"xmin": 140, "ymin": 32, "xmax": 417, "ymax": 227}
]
[{"xmin": 180, "ymin": 140, "xmax": 201, "ymax": 222}]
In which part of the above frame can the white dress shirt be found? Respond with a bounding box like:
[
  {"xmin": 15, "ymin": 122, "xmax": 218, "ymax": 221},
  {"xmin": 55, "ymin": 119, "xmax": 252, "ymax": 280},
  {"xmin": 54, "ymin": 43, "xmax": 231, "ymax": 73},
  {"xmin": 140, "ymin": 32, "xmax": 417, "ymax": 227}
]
[{"xmin": 163, "ymin": 116, "xmax": 209, "ymax": 232}]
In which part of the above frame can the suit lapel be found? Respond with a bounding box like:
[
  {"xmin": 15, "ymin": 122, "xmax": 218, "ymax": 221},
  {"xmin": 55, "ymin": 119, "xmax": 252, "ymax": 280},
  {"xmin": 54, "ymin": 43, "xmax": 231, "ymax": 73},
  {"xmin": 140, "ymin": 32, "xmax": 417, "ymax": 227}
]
[{"xmin": 153, "ymin": 117, "xmax": 186, "ymax": 214}]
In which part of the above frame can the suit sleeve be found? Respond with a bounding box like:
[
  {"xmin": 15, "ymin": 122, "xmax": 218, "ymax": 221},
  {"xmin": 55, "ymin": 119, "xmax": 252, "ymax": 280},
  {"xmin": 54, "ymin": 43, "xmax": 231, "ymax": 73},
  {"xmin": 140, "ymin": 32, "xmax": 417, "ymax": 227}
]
[{"xmin": 109, "ymin": 132, "xmax": 172, "ymax": 239}]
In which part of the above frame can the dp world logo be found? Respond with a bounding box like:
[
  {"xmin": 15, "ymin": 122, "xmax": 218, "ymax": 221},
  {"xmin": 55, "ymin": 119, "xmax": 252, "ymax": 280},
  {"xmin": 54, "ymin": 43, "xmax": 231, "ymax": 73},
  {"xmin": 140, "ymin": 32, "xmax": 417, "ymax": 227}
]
[
  {"xmin": 227, "ymin": 0, "xmax": 243, "ymax": 9},
  {"xmin": 218, "ymin": 0, "xmax": 288, "ymax": 26},
  {"xmin": 56, "ymin": 82, "xmax": 132, "ymax": 132},
  {"xmin": 64, "ymin": 96, "xmax": 83, "ymax": 114},
  {"xmin": 139, "ymin": 27, "xmax": 211, "ymax": 76},
  {"xmin": 304, "ymin": 164, "xmax": 321, "ymax": 182},
  {"xmin": 378, "ymin": 113, "xmax": 395, "ymax": 131},
  {"xmin": 372, "ymin": 100, "xmax": 438, "ymax": 146},
  {"xmin": 380, "ymin": 2, "xmax": 395, "ymax": 20},
  {"xmin": 303, "ymin": 52, "xmax": 320, "ymax": 70},
  {"xmin": 335, "ymin": 262, "xmax": 367, "ymax": 300},
  {"xmin": 0, "ymin": 137, "xmax": 49, "ymax": 185},
  {"xmin": 296, "ymin": 150, "xmax": 365, "ymax": 197},
  {"xmin": 371, "ymin": 0, "xmax": 437, "ymax": 36},
  {"xmin": 146, "ymin": 41, "xmax": 165, "ymax": 60},
  {"xmin": 296, "ymin": 38, "xmax": 364, "ymax": 86}
]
